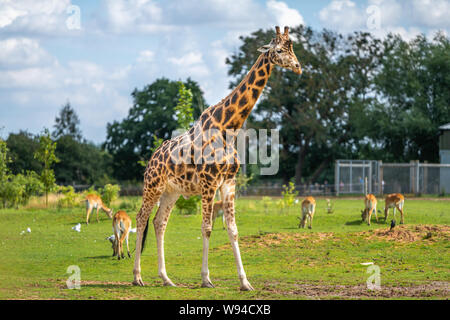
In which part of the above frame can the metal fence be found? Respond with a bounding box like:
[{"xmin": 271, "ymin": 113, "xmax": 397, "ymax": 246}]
[{"xmin": 335, "ymin": 160, "xmax": 450, "ymax": 195}]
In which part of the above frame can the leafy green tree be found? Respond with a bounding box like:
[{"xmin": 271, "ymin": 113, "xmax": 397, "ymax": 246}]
[
  {"xmin": 6, "ymin": 131, "xmax": 42, "ymax": 174},
  {"xmin": 0, "ymin": 139, "xmax": 12, "ymax": 207},
  {"xmin": 99, "ymin": 184, "xmax": 121, "ymax": 207},
  {"xmin": 104, "ymin": 78, "xmax": 206, "ymax": 181},
  {"xmin": 226, "ymin": 26, "xmax": 375, "ymax": 184},
  {"xmin": 174, "ymin": 81, "xmax": 194, "ymax": 131},
  {"xmin": 34, "ymin": 129, "xmax": 59, "ymax": 207},
  {"xmin": 54, "ymin": 135, "xmax": 113, "ymax": 185},
  {"xmin": 52, "ymin": 102, "xmax": 82, "ymax": 141},
  {"xmin": 366, "ymin": 33, "xmax": 450, "ymax": 162},
  {"xmin": 173, "ymin": 81, "xmax": 200, "ymax": 213}
]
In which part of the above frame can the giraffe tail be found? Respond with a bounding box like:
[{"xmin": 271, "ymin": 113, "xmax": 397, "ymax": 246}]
[{"xmin": 140, "ymin": 220, "xmax": 149, "ymax": 253}]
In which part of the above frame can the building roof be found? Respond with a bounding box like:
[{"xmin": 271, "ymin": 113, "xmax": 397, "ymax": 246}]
[{"xmin": 439, "ymin": 123, "xmax": 450, "ymax": 130}]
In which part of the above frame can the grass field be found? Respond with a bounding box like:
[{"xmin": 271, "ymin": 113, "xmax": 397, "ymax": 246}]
[{"xmin": 0, "ymin": 196, "xmax": 449, "ymax": 300}]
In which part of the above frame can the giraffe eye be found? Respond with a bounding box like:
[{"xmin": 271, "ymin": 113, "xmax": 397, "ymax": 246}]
[{"xmin": 276, "ymin": 49, "xmax": 282, "ymax": 53}]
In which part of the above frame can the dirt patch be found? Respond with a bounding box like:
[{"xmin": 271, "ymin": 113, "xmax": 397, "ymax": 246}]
[
  {"xmin": 215, "ymin": 232, "xmax": 336, "ymax": 250},
  {"xmin": 262, "ymin": 281, "xmax": 449, "ymax": 299},
  {"xmin": 360, "ymin": 225, "xmax": 450, "ymax": 243}
]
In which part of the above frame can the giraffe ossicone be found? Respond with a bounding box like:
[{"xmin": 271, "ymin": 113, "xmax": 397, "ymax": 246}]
[{"xmin": 132, "ymin": 26, "xmax": 302, "ymax": 291}]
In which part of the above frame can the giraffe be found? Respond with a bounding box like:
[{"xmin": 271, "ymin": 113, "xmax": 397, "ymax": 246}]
[{"xmin": 132, "ymin": 26, "xmax": 302, "ymax": 291}]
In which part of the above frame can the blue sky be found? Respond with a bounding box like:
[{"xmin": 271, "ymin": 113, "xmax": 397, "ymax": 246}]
[{"xmin": 1, "ymin": 0, "xmax": 449, "ymax": 143}]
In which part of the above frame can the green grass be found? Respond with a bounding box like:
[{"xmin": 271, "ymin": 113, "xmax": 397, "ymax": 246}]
[{"xmin": 0, "ymin": 197, "xmax": 448, "ymax": 300}]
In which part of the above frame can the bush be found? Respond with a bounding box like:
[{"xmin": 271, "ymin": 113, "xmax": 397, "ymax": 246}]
[
  {"xmin": 262, "ymin": 196, "xmax": 272, "ymax": 214},
  {"xmin": 100, "ymin": 184, "xmax": 121, "ymax": 207},
  {"xmin": 281, "ymin": 181, "xmax": 298, "ymax": 214},
  {"xmin": 175, "ymin": 196, "xmax": 201, "ymax": 215},
  {"xmin": 57, "ymin": 185, "xmax": 80, "ymax": 208},
  {"xmin": 0, "ymin": 171, "xmax": 43, "ymax": 209}
]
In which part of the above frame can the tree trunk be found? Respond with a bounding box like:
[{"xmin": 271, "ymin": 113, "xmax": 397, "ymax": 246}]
[
  {"xmin": 294, "ymin": 146, "xmax": 308, "ymax": 185},
  {"xmin": 307, "ymin": 157, "xmax": 331, "ymax": 184}
]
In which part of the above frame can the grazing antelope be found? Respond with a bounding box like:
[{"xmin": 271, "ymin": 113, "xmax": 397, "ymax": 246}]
[
  {"xmin": 112, "ymin": 210, "xmax": 132, "ymax": 260},
  {"xmin": 361, "ymin": 194, "xmax": 378, "ymax": 225},
  {"xmin": 211, "ymin": 200, "xmax": 225, "ymax": 229},
  {"xmin": 85, "ymin": 194, "xmax": 113, "ymax": 225},
  {"xmin": 300, "ymin": 196, "xmax": 316, "ymax": 229},
  {"xmin": 384, "ymin": 193, "xmax": 405, "ymax": 224}
]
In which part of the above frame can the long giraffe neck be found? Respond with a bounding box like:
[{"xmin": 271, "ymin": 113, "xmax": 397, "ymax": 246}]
[{"xmin": 199, "ymin": 52, "xmax": 272, "ymax": 132}]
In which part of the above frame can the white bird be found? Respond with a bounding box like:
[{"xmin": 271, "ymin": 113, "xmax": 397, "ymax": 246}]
[
  {"xmin": 72, "ymin": 223, "xmax": 81, "ymax": 232},
  {"xmin": 129, "ymin": 227, "xmax": 136, "ymax": 233},
  {"xmin": 360, "ymin": 262, "xmax": 374, "ymax": 266},
  {"xmin": 26, "ymin": 227, "xmax": 31, "ymax": 233},
  {"xmin": 106, "ymin": 234, "xmax": 115, "ymax": 244}
]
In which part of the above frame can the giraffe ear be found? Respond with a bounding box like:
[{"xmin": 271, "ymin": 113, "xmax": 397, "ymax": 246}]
[{"xmin": 257, "ymin": 45, "xmax": 271, "ymax": 53}]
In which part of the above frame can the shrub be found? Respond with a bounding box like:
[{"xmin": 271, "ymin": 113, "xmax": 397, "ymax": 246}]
[
  {"xmin": 175, "ymin": 196, "xmax": 201, "ymax": 215},
  {"xmin": 262, "ymin": 196, "xmax": 272, "ymax": 214},
  {"xmin": 281, "ymin": 181, "xmax": 298, "ymax": 214},
  {"xmin": 57, "ymin": 185, "xmax": 80, "ymax": 208},
  {"xmin": 100, "ymin": 184, "xmax": 121, "ymax": 207}
]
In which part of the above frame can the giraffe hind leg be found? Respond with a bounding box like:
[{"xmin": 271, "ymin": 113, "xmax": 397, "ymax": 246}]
[
  {"xmin": 132, "ymin": 187, "xmax": 165, "ymax": 286},
  {"xmin": 153, "ymin": 192, "xmax": 179, "ymax": 287}
]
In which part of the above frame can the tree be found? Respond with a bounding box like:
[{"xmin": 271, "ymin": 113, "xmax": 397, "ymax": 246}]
[
  {"xmin": 53, "ymin": 102, "xmax": 82, "ymax": 141},
  {"xmin": 54, "ymin": 135, "xmax": 113, "ymax": 185},
  {"xmin": 104, "ymin": 78, "xmax": 206, "ymax": 181},
  {"xmin": 34, "ymin": 129, "xmax": 59, "ymax": 207},
  {"xmin": 367, "ymin": 32, "xmax": 450, "ymax": 162},
  {"xmin": 226, "ymin": 26, "xmax": 376, "ymax": 184},
  {"xmin": 6, "ymin": 131, "xmax": 42, "ymax": 174},
  {"xmin": 0, "ymin": 139, "xmax": 11, "ymax": 207},
  {"xmin": 174, "ymin": 81, "xmax": 194, "ymax": 131}
]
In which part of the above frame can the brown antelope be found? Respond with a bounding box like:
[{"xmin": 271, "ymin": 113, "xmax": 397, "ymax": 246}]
[
  {"xmin": 211, "ymin": 200, "xmax": 225, "ymax": 229},
  {"xmin": 112, "ymin": 210, "xmax": 132, "ymax": 260},
  {"xmin": 361, "ymin": 194, "xmax": 378, "ymax": 225},
  {"xmin": 384, "ymin": 193, "xmax": 405, "ymax": 224},
  {"xmin": 85, "ymin": 194, "xmax": 113, "ymax": 225},
  {"xmin": 300, "ymin": 196, "xmax": 316, "ymax": 229}
]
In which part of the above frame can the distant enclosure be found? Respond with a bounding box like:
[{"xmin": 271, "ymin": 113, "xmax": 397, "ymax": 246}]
[
  {"xmin": 70, "ymin": 160, "xmax": 450, "ymax": 198},
  {"xmin": 335, "ymin": 160, "xmax": 450, "ymax": 196}
]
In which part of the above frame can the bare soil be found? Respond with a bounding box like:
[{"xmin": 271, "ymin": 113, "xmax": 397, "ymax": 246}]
[{"xmin": 262, "ymin": 281, "xmax": 449, "ymax": 299}]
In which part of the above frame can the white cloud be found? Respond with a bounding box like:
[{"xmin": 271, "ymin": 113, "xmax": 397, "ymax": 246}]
[
  {"xmin": 319, "ymin": 0, "xmax": 365, "ymax": 32},
  {"xmin": 168, "ymin": 51, "xmax": 210, "ymax": 78},
  {"xmin": 137, "ymin": 50, "xmax": 155, "ymax": 63},
  {"xmin": 0, "ymin": 0, "xmax": 76, "ymax": 35},
  {"xmin": 319, "ymin": 0, "xmax": 450, "ymax": 38},
  {"xmin": 103, "ymin": 0, "xmax": 172, "ymax": 33},
  {"xmin": 0, "ymin": 38, "xmax": 56, "ymax": 69},
  {"xmin": 411, "ymin": 0, "xmax": 450, "ymax": 29},
  {"xmin": 266, "ymin": 0, "xmax": 305, "ymax": 28}
]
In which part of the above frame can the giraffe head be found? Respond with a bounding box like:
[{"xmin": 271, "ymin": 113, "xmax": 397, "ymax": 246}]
[{"xmin": 258, "ymin": 26, "xmax": 302, "ymax": 75}]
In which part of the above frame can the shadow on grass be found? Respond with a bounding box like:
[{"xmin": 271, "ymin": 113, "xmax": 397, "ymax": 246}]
[
  {"xmin": 345, "ymin": 219, "xmax": 388, "ymax": 226},
  {"xmin": 84, "ymin": 255, "xmax": 112, "ymax": 259}
]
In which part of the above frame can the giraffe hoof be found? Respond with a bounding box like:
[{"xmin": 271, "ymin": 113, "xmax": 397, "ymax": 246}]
[
  {"xmin": 201, "ymin": 281, "xmax": 215, "ymax": 288},
  {"xmin": 132, "ymin": 279, "xmax": 145, "ymax": 286},
  {"xmin": 163, "ymin": 280, "xmax": 177, "ymax": 287},
  {"xmin": 240, "ymin": 280, "xmax": 254, "ymax": 291}
]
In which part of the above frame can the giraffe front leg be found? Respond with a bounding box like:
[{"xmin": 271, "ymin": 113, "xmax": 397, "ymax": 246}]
[
  {"xmin": 221, "ymin": 182, "xmax": 254, "ymax": 291},
  {"xmin": 153, "ymin": 192, "xmax": 178, "ymax": 287},
  {"xmin": 201, "ymin": 194, "xmax": 215, "ymax": 288},
  {"xmin": 133, "ymin": 205, "xmax": 152, "ymax": 286}
]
